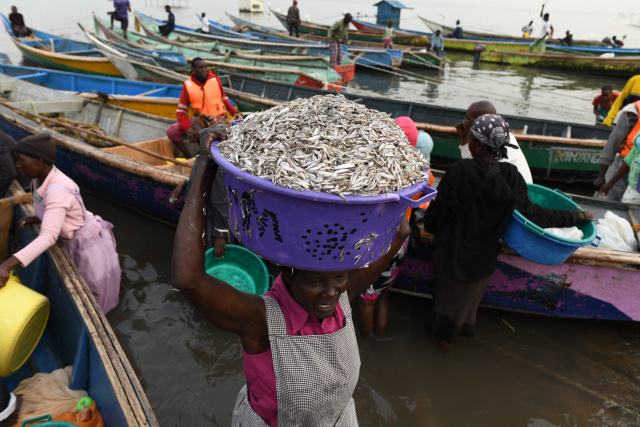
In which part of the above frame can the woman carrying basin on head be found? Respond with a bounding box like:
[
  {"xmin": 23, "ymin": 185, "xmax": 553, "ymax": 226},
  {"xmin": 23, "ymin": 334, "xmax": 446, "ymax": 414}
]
[{"xmin": 172, "ymin": 123, "xmax": 411, "ymax": 426}]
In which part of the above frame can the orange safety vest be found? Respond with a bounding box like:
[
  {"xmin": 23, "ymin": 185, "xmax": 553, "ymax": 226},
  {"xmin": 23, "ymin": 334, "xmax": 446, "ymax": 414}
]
[
  {"xmin": 620, "ymin": 100, "xmax": 640, "ymax": 158},
  {"xmin": 184, "ymin": 76, "xmax": 225, "ymax": 117},
  {"xmin": 405, "ymin": 169, "xmax": 435, "ymax": 219}
]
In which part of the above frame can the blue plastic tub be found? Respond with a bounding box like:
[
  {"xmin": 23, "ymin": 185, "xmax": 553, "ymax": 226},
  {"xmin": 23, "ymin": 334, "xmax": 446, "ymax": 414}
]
[
  {"xmin": 204, "ymin": 245, "xmax": 271, "ymax": 295},
  {"xmin": 501, "ymin": 184, "xmax": 600, "ymax": 265}
]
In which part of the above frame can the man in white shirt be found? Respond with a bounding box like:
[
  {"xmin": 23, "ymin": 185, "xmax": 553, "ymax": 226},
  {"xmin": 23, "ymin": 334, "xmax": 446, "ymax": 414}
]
[
  {"xmin": 200, "ymin": 12, "xmax": 209, "ymax": 33},
  {"xmin": 455, "ymin": 101, "xmax": 533, "ymax": 183},
  {"xmin": 529, "ymin": 4, "xmax": 553, "ymax": 54}
]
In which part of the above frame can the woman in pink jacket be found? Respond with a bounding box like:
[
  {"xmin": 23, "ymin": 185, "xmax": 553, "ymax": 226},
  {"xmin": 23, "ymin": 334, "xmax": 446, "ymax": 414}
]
[{"xmin": 0, "ymin": 134, "xmax": 121, "ymax": 313}]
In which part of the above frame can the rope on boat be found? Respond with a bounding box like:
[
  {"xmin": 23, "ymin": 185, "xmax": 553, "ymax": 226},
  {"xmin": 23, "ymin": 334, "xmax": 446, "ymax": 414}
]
[{"xmin": 0, "ymin": 98, "xmax": 192, "ymax": 168}]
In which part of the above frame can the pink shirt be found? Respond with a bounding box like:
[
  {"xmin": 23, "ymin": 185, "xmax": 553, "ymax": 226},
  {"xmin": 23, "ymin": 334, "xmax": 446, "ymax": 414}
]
[
  {"xmin": 14, "ymin": 167, "xmax": 91, "ymax": 266},
  {"xmin": 242, "ymin": 275, "xmax": 346, "ymax": 427}
]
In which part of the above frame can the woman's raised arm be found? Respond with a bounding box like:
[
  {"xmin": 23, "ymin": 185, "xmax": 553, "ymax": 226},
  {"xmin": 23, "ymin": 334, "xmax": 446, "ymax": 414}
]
[{"xmin": 171, "ymin": 125, "xmax": 267, "ymax": 349}]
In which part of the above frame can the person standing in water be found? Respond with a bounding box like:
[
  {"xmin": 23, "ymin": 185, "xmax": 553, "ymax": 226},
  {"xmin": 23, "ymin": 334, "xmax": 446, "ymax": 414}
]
[
  {"xmin": 424, "ymin": 114, "xmax": 592, "ymax": 350},
  {"xmin": 172, "ymin": 123, "xmax": 411, "ymax": 425}
]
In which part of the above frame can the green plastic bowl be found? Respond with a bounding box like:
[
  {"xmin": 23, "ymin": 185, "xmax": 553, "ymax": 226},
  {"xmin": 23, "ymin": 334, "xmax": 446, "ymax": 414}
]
[{"xmin": 204, "ymin": 245, "xmax": 271, "ymax": 295}]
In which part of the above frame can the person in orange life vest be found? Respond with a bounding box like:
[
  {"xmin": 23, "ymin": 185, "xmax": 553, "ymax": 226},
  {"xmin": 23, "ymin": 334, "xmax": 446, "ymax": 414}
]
[
  {"xmin": 166, "ymin": 57, "xmax": 241, "ymax": 158},
  {"xmin": 357, "ymin": 117, "xmax": 433, "ymax": 337},
  {"xmin": 593, "ymin": 101, "xmax": 640, "ymax": 201}
]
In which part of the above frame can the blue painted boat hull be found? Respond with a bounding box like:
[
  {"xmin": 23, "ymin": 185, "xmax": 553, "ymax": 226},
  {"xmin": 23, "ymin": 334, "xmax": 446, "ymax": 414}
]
[
  {"xmin": 0, "ymin": 63, "xmax": 183, "ymax": 97},
  {"xmin": 5, "ymin": 193, "xmax": 158, "ymax": 425}
]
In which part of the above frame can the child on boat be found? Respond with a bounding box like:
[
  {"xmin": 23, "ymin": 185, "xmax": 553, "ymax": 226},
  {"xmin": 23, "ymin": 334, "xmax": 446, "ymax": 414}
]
[
  {"xmin": 357, "ymin": 117, "xmax": 431, "ymax": 337},
  {"xmin": 423, "ymin": 114, "xmax": 592, "ymax": 350},
  {"xmin": 171, "ymin": 123, "xmax": 411, "ymax": 426}
]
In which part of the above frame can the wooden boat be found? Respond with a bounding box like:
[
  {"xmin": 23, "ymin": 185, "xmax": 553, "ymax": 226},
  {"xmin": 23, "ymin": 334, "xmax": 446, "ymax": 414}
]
[
  {"xmin": 395, "ymin": 191, "xmax": 640, "ymax": 322},
  {"xmin": 417, "ymin": 15, "xmax": 605, "ymax": 47},
  {"xmin": 0, "ymin": 63, "xmax": 186, "ymax": 119},
  {"xmin": 0, "ymin": 15, "xmax": 122, "ymax": 77},
  {"xmin": 270, "ymin": 8, "xmax": 429, "ymax": 47},
  {"xmin": 0, "ymin": 71, "xmax": 191, "ymax": 223},
  {"xmin": 134, "ymin": 12, "xmax": 401, "ymax": 69},
  {"xmin": 216, "ymin": 71, "xmax": 610, "ymax": 181},
  {"xmin": 2, "ymin": 182, "xmax": 159, "ymax": 425},
  {"xmin": 83, "ymin": 29, "xmax": 346, "ymax": 91},
  {"xmin": 546, "ymin": 44, "xmax": 640, "ymax": 57},
  {"xmin": 223, "ymin": 12, "xmax": 438, "ymax": 69},
  {"xmin": 481, "ymin": 50, "xmax": 640, "ymax": 76},
  {"xmin": 91, "ymin": 18, "xmax": 356, "ymax": 86}
]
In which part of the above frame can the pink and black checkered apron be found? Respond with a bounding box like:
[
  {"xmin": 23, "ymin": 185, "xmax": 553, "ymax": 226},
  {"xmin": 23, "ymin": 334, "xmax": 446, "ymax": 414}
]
[{"xmin": 232, "ymin": 291, "xmax": 360, "ymax": 426}]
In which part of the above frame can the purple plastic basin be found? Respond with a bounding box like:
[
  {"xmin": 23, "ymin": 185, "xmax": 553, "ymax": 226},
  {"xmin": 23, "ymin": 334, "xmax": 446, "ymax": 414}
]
[{"xmin": 211, "ymin": 142, "xmax": 437, "ymax": 271}]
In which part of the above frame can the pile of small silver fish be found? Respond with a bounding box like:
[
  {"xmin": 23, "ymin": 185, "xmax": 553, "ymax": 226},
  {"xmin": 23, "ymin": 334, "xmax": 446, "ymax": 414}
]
[{"xmin": 218, "ymin": 94, "xmax": 430, "ymax": 198}]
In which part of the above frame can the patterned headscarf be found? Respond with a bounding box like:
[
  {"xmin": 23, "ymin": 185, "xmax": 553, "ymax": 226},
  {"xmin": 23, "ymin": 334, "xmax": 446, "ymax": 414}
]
[{"xmin": 469, "ymin": 114, "xmax": 518, "ymax": 161}]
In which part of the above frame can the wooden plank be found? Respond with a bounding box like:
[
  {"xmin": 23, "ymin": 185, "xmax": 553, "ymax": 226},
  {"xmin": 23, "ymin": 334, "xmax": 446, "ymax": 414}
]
[
  {"xmin": 0, "ymin": 79, "xmax": 14, "ymax": 92},
  {"xmin": 11, "ymin": 100, "xmax": 84, "ymax": 114}
]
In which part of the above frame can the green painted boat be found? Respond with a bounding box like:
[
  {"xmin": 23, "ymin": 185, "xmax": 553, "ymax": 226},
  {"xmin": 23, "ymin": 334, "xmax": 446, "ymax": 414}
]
[
  {"xmin": 270, "ymin": 8, "xmax": 429, "ymax": 47},
  {"xmin": 82, "ymin": 26, "xmax": 348, "ymax": 91},
  {"xmin": 480, "ymin": 50, "xmax": 640, "ymax": 76},
  {"xmin": 94, "ymin": 14, "xmax": 263, "ymax": 55},
  {"xmin": 95, "ymin": 15, "xmax": 354, "ymax": 84},
  {"xmin": 225, "ymin": 12, "xmax": 444, "ymax": 69}
]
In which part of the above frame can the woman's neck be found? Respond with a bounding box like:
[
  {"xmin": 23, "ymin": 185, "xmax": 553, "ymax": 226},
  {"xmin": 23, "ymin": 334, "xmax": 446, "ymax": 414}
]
[{"xmin": 36, "ymin": 165, "xmax": 54, "ymax": 187}]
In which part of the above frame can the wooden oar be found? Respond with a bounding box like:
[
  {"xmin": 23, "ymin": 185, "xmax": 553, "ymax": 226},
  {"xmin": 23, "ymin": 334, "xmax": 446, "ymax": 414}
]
[{"xmin": 0, "ymin": 98, "xmax": 192, "ymax": 168}]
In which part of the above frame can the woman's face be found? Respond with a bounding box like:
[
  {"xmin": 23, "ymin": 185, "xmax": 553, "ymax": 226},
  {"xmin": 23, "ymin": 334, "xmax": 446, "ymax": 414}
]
[
  {"xmin": 467, "ymin": 134, "xmax": 483, "ymax": 158},
  {"xmin": 15, "ymin": 152, "xmax": 46, "ymax": 179},
  {"xmin": 287, "ymin": 270, "xmax": 349, "ymax": 320}
]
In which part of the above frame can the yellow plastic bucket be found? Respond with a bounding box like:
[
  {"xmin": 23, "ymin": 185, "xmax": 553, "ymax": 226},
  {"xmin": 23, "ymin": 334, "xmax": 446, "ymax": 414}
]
[{"xmin": 0, "ymin": 274, "xmax": 50, "ymax": 377}]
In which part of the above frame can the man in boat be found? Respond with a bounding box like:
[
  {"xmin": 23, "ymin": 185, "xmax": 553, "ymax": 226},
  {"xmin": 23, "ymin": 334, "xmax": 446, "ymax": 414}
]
[
  {"xmin": 430, "ymin": 30, "xmax": 444, "ymax": 57},
  {"xmin": 451, "ymin": 20, "xmax": 463, "ymax": 39},
  {"xmin": 108, "ymin": 0, "xmax": 131, "ymax": 40},
  {"xmin": 199, "ymin": 12, "xmax": 210, "ymax": 33},
  {"xmin": 455, "ymin": 101, "xmax": 533, "ymax": 183},
  {"xmin": 286, "ymin": 0, "xmax": 301, "ymax": 38},
  {"xmin": 593, "ymin": 102, "xmax": 638, "ymax": 201},
  {"xmin": 167, "ymin": 58, "xmax": 242, "ymax": 158},
  {"xmin": 603, "ymin": 76, "xmax": 640, "ymax": 126},
  {"xmin": 159, "ymin": 5, "xmax": 175, "ymax": 37},
  {"xmin": 8, "ymin": 6, "xmax": 32, "ymax": 38},
  {"xmin": 529, "ymin": 4, "xmax": 553, "ymax": 54},
  {"xmin": 556, "ymin": 30, "xmax": 573, "ymax": 47},
  {"xmin": 327, "ymin": 13, "xmax": 352, "ymax": 66},
  {"xmin": 602, "ymin": 36, "xmax": 624, "ymax": 47},
  {"xmin": 522, "ymin": 21, "xmax": 534, "ymax": 38},
  {"xmin": 593, "ymin": 85, "xmax": 620, "ymax": 123}
]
